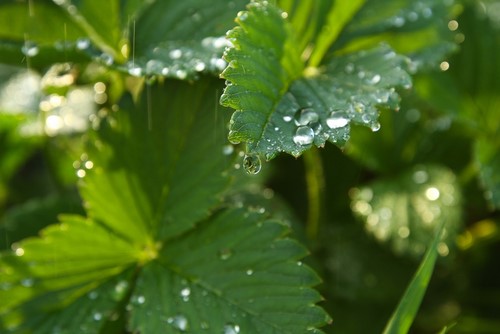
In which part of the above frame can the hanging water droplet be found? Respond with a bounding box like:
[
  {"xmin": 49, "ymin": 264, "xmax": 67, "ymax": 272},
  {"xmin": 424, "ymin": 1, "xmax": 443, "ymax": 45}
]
[
  {"xmin": 243, "ymin": 153, "xmax": 262, "ymax": 175},
  {"xmin": 326, "ymin": 111, "xmax": 349, "ymax": 129},
  {"xmin": 224, "ymin": 323, "xmax": 241, "ymax": 334},
  {"xmin": 293, "ymin": 126, "xmax": 314, "ymax": 146},
  {"xmin": 370, "ymin": 122, "xmax": 381, "ymax": 132},
  {"xmin": 218, "ymin": 248, "xmax": 233, "ymax": 260},
  {"xmin": 294, "ymin": 108, "xmax": 319, "ymax": 126}
]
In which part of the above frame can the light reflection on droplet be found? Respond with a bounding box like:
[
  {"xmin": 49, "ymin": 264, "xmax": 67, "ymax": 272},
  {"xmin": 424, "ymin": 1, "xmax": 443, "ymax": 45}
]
[
  {"xmin": 425, "ymin": 187, "xmax": 440, "ymax": 201},
  {"xmin": 440, "ymin": 61, "xmax": 450, "ymax": 71}
]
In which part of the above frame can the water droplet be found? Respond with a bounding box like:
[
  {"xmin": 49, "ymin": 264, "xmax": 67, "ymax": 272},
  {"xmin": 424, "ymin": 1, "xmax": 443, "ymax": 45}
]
[
  {"xmin": 370, "ymin": 122, "xmax": 381, "ymax": 132},
  {"xmin": 392, "ymin": 16, "xmax": 405, "ymax": 27},
  {"xmin": 425, "ymin": 187, "xmax": 440, "ymax": 201},
  {"xmin": 353, "ymin": 102, "xmax": 365, "ymax": 113},
  {"xmin": 246, "ymin": 269, "xmax": 254, "ymax": 276},
  {"xmin": 21, "ymin": 278, "xmax": 34, "ymax": 287},
  {"xmin": 194, "ymin": 61, "xmax": 206, "ymax": 72},
  {"xmin": 294, "ymin": 108, "xmax": 319, "ymax": 126},
  {"xmin": 237, "ymin": 11, "xmax": 248, "ymax": 21},
  {"xmin": 169, "ymin": 49, "xmax": 182, "ymax": 59},
  {"xmin": 408, "ymin": 11, "xmax": 419, "ymax": 22},
  {"xmin": 169, "ymin": 315, "xmax": 188, "ymax": 331},
  {"xmin": 369, "ymin": 74, "xmax": 381, "ymax": 84},
  {"xmin": 326, "ymin": 111, "xmax": 349, "ymax": 129},
  {"xmin": 413, "ymin": 169, "xmax": 428, "ymax": 184},
  {"xmin": 76, "ymin": 38, "xmax": 90, "ymax": 50},
  {"xmin": 422, "ymin": 7, "xmax": 433, "ymax": 18},
  {"xmin": 137, "ymin": 295, "xmax": 146, "ymax": 304},
  {"xmin": 201, "ymin": 321, "xmax": 210, "ymax": 329},
  {"xmin": 218, "ymin": 248, "xmax": 233, "ymax": 260},
  {"xmin": 176, "ymin": 69, "xmax": 187, "ymax": 79},
  {"xmin": 99, "ymin": 53, "xmax": 114, "ymax": 66},
  {"xmin": 128, "ymin": 64, "xmax": 142, "ymax": 77},
  {"xmin": 222, "ymin": 144, "xmax": 234, "ymax": 155},
  {"xmin": 88, "ymin": 291, "xmax": 99, "ymax": 300},
  {"xmin": 243, "ymin": 153, "xmax": 262, "ymax": 175},
  {"xmin": 22, "ymin": 41, "xmax": 39, "ymax": 57},
  {"xmin": 398, "ymin": 226, "xmax": 410, "ymax": 238},
  {"xmin": 293, "ymin": 126, "xmax": 314, "ymax": 146},
  {"xmin": 297, "ymin": 261, "xmax": 303, "ymax": 266},
  {"xmin": 180, "ymin": 287, "xmax": 191, "ymax": 302},
  {"xmin": 93, "ymin": 312, "xmax": 102, "ymax": 321},
  {"xmin": 113, "ymin": 280, "xmax": 129, "ymax": 300},
  {"xmin": 345, "ymin": 63, "xmax": 355, "ymax": 73},
  {"xmin": 283, "ymin": 115, "xmax": 293, "ymax": 122},
  {"xmin": 224, "ymin": 323, "xmax": 241, "ymax": 334},
  {"xmin": 438, "ymin": 242, "xmax": 449, "ymax": 257}
]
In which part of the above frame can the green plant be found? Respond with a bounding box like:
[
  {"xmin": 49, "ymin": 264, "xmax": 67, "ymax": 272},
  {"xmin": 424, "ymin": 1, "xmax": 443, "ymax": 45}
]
[{"xmin": 1, "ymin": 0, "xmax": 499, "ymax": 333}]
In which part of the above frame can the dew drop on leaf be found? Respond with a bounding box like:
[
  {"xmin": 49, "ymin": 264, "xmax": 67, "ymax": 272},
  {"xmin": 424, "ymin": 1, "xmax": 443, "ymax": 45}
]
[
  {"xmin": 21, "ymin": 41, "xmax": 39, "ymax": 57},
  {"xmin": 20, "ymin": 278, "xmax": 34, "ymax": 287},
  {"xmin": 246, "ymin": 269, "xmax": 254, "ymax": 276},
  {"xmin": 76, "ymin": 38, "xmax": 90, "ymax": 50},
  {"xmin": 243, "ymin": 153, "xmax": 261, "ymax": 175},
  {"xmin": 218, "ymin": 248, "xmax": 233, "ymax": 260},
  {"xmin": 93, "ymin": 312, "xmax": 102, "ymax": 321},
  {"xmin": 222, "ymin": 144, "xmax": 234, "ymax": 155},
  {"xmin": 370, "ymin": 122, "xmax": 381, "ymax": 132},
  {"xmin": 224, "ymin": 323, "xmax": 241, "ymax": 334},
  {"xmin": 293, "ymin": 126, "xmax": 314, "ymax": 146},
  {"xmin": 282, "ymin": 115, "xmax": 293, "ymax": 122},
  {"xmin": 294, "ymin": 108, "xmax": 319, "ymax": 126},
  {"xmin": 326, "ymin": 111, "xmax": 349, "ymax": 129},
  {"xmin": 168, "ymin": 315, "xmax": 188, "ymax": 331},
  {"xmin": 180, "ymin": 287, "xmax": 191, "ymax": 301}
]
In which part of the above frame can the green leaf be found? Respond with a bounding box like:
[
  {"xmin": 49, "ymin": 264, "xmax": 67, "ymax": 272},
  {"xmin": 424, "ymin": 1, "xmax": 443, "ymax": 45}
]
[
  {"xmin": 2, "ymin": 80, "xmax": 335, "ymax": 332},
  {"xmin": 475, "ymin": 138, "xmax": 500, "ymax": 210},
  {"xmin": 382, "ymin": 220, "xmax": 445, "ymax": 334},
  {"xmin": 0, "ymin": 215, "xmax": 138, "ymax": 316},
  {"xmin": 350, "ymin": 164, "xmax": 462, "ymax": 258},
  {"xmin": 129, "ymin": 208, "xmax": 330, "ymax": 334},
  {"xmin": 0, "ymin": 1, "xmax": 84, "ymax": 43},
  {"xmin": 332, "ymin": 0, "xmax": 456, "ymax": 71},
  {"xmin": 0, "ymin": 192, "xmax": 84, "ymax": 250},
  {"xmin": 51, "ymin": 0, "xmax": 140, "ymax": 62},
  {"xmin": 80, "ymin": 79, "xmax": 233, "ymax": 243},
  {"xmin": 221, "ymin": 1, "xmax": 412, "ymax": 159},
  {"xmin": 308, "ymin": 0, "xmax": 367, "ymax": 67},
  {"xmin": 122, "ymin": 0, "xmax": 248, "ymax": 79}
]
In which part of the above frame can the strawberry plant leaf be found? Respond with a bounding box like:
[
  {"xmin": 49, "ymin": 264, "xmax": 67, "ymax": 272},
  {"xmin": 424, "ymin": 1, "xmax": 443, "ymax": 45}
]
[
  {"xmin": 122, "ymin": 0, "xmax": 248, "ymax": 79},
  {"xmin": 0, "ymin": 79, "xmax": 330, "ymax": 332},
  {"xmin": 221, "ymin": 0, "xmax": 412, "ymax": 160},
  {"xmin": 332, "ymin": 0, "xmax": 456, "ymax": 71},
  {"xmin": 350, "ymin": 164, "xmax": 462, "ymax": 258},
  {"xmin": 80, "ymin": 79, "xmax": 232, "ymax": 242},
  {"xmin": 129, "ymin": 208, "xmax": 330, "ymax": 334},
  {"xmin": 382, "ymin": 219, "xmax": 445, "ymax": 334}
]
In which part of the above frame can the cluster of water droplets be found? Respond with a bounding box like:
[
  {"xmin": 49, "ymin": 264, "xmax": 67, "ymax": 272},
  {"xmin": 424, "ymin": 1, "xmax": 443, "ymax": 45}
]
[{"xmin": 385, "ymin": 1, "xmax": 435, "ymax": 30}]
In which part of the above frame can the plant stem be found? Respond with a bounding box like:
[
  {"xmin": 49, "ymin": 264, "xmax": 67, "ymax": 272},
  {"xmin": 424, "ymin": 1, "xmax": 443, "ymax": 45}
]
[{"xmin": 303, "ymin": 147, "xmax": 325, "ymax": 240}]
